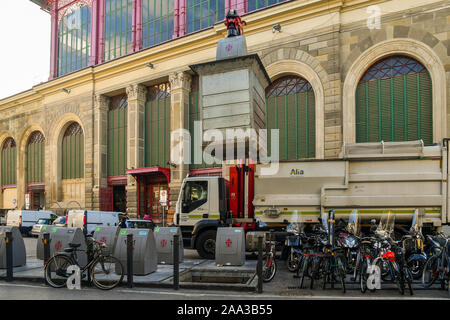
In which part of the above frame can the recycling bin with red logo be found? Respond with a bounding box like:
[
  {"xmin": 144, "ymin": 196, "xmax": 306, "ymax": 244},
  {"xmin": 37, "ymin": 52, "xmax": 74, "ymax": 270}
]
[
  {"xmin": 36, "ymin": 227, "xmax": 87, "ymax": 267},
  {"xmin": 113, "ymin": 229, "xmax": 157, "ymax": 275},
  {"xmin": 215, "ymin": 227, "xmax": 245, "ymax": 266},
  {"xmin": 154, "ymin": 227, "xmax": 184, "ymax": 264},
  {"xmin": 92, "ymin": 226, "xmax": 120, "ymax": 256},
  {"xmin": 0, "ymin": 226, "xmax": 26, "ymax": 268}
]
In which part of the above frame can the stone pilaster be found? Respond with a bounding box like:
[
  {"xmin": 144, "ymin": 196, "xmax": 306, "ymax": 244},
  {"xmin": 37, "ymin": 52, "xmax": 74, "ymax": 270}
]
[
  {"xmin": 168, "ymin": 71, "xmax": 192, "ymax": 222},
  {"xmin": 125, "ymin": 84, "xmax": 147, "ymax": 217},
  {"xmin": 92, "ymin": 94, "xmax": 110, "ymax": 210}
]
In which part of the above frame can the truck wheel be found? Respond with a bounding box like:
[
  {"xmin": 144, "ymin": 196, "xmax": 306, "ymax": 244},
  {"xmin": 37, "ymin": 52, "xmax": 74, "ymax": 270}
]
[{"xmin": 196, "ymin": 230, "xmax": 217, "ymax": 259}]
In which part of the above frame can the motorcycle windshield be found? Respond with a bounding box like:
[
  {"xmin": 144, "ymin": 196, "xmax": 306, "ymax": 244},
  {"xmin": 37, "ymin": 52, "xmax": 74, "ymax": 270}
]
[
  {"xmin": 347, "ymin": 209, "xmax": 360, "ymax": 235},
  {"xmin": 377, "ymin": 211, "xmax": 395, "ymax": 237},
  {"xmin": 321, "ymin": 211, "xmax": 328, "ymax": 233},
  {"xmin": 410, "ymin": 209, "xmax": 422, "ymax": 232}
]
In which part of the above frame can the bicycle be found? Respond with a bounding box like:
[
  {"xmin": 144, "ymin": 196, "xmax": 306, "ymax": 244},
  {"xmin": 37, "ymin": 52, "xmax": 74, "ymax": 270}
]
[
  {"xmin": 422, "ymin": 234, "xmax": 449, "ymax": 290},
  {"xmin": 44, "ymin": 235, "xmax": 124, "ymax": 290},
  {"xmin": 262, "ymin": 233, "xmax": 277, "ymax": 282}
]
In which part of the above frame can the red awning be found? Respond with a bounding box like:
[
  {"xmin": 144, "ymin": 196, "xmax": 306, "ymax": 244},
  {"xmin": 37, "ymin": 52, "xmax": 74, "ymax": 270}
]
[{"xmin": 126, "ymin": 167, "xmax": 170, "ymax": 183}]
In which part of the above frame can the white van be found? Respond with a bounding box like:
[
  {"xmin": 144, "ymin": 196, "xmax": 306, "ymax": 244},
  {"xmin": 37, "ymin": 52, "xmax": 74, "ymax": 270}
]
[
  {"xmin": 67, "ymin": 210, "xmax": 120, "ymax": 235},
  {"xmin": 6, "ymin": 210, "xmax": 57, "ymax": 236}
]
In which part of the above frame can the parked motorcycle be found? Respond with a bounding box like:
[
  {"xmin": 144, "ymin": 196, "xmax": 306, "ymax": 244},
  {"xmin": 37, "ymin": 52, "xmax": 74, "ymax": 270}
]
[{"xmin": 402, "ymin": 210, "xmax": 427, "ymax": 279}]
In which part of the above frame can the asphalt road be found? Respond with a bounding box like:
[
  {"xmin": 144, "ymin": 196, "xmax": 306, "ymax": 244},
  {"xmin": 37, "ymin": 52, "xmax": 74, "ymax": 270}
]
[{"xmin": 12, "ymin": 237, "xmax": 449, "ymax": 301}]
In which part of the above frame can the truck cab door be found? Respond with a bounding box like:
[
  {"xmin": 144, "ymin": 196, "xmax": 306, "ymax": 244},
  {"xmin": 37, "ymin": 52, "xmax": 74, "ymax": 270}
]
[{"xmin": 180, "ymin": 180, "xmax": 210, "ymax": 223}]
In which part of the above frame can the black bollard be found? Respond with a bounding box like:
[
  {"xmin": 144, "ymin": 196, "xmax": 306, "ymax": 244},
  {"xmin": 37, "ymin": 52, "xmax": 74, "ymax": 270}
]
[
  {"xmin": 43, "ymin": 233, "xmax": 50, "ymax": 265},
  {"xmin": 173, "ymin": 234, "xmax": 180, "ymax": 290},
  {"xmin": 5, "ymin": 231, "xmax": 13, "ymax": 282},
  {"xmin": 257, "ymin": 235, "xmax": 263, "ymax": 294},
  {"xmin": 126, "ymin": 234, "xmax": 133, "ymax": 288}
]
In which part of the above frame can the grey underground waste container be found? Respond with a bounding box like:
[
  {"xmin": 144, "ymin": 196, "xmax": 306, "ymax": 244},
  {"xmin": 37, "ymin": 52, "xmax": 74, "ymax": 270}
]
[
  {"xmin": 215, "ymin": 227, "xmax": 246, "ymax": 266},
  {"xmin": 36, "ymin": 227, "xmax": 87, "ymax": 267},
  {"xmin": 113, "ymin": 228, "xmax": 157, "ymax": 275},
  {"xmin": 0, "ymin": 226, "xmax": 26, "ymax": 268},
  {"xmin": 92, "ymin": 226, "xmax": 120, "ymax": 256},
  {"xmin": 154, "ymin": 227, "xmax": 184, "ymax": 264}
]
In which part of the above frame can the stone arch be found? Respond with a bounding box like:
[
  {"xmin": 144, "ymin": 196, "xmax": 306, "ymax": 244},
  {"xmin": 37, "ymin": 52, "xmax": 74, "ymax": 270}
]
[
  {"xmin": 264, "ymin": 59, "xmax": 326, "ymax": 159},
  {"xmin": 16, "ymin": 125, "xmax": 46, "ymax": 210},
  {"xmin": 49, "ymin": 113, "xmax": 86, "ymax": 205},
  {"xmin": 343, "ymin": 38, "xmax": 447, "ymax": 144}
]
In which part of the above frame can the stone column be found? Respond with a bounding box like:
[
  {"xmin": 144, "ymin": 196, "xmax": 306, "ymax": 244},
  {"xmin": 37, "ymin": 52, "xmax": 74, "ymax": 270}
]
[
  {"xmin": 92, "ymin": 94, "xmax": 110, "ymax": 210},
  {"xmin": 168, "ymin": 71, "xmax": 192, "ymax": 223},
  {"xmin": 126, "ymin": 84, "xmax": 147, "ymax": 218}
]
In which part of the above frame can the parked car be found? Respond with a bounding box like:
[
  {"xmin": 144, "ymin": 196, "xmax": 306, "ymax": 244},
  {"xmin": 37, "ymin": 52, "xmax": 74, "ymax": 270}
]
[
  {"xmin": 31, "ymin": 218, "xmax": 56, "ymax": 237},
  {"xmin": 52, "ymin": 215, "xmax": 67, "ymax": 227},
  {"xmin": 125, "ymin": 219, "xmax": 155, "ymax": 230},
  {"xmin": 67, "ymin": 210, "xmax": 120, "ymax": 235},
  {"xmin": 6, "ymin": 210, "xmax": 57, "ymax": 236}
]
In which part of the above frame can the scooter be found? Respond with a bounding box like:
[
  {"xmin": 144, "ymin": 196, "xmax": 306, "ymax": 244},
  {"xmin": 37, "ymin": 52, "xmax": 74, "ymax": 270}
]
[{"xmin": 285, "ymin": 223, "xmax": 304, "ymax": 272}]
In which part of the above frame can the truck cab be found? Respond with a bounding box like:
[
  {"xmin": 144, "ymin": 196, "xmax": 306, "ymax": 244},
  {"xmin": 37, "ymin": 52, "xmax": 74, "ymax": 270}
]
[{"xmin": 174, "ymin": 176, "xmax": 228, "ymax": 258}]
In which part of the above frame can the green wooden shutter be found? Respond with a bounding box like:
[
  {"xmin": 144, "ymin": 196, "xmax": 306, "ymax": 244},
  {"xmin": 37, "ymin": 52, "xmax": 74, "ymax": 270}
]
[
  {"xmin": 107, "ymin": 97, "xmax": 127, "ymax": 177},
  {"xmin": 355, "ymin": 56, "xmax": 433, "ymax": 145},
  {"xmin": 1, "ymin": 139, "xmax": 17, "ymax": 186},
  {"xmin": 62, "ymin": 123, "xmax": 84, "ymax": 179},
  {"xmin": 26, "ymin": 133, "xmax": 45, "ymax": 183},
  {"xmin": 145, "ymin": 84, "xmax": 171, "ymax": 168}
]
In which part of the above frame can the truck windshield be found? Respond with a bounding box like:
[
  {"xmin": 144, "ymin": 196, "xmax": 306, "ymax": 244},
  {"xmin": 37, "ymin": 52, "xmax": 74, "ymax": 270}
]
[{"xmin": 182, "ymin": 181, "xmax": 208, "ymax": 213}]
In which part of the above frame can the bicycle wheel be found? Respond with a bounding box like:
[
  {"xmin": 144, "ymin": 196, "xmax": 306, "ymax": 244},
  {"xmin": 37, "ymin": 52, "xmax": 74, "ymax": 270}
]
[
  {"xmin": 403, "ymin": 267, "xmax": 414, "ymax": 296},
  {"xmin": 321, "ymin": 258, "xmax": 330, "ymax": 290},
  {"xmin": 90, "ymin": 256, "xmax": 124, "ymax": 290},
  {"xmin": 390, "ymin": 261, "xmax": 404, "ymax": 295},
  {"xmin": 262, "ymin": 254, "xmax": 277, "ymax": 282},
  {"xmin": 44, "ymin": 255, "xmax": 73, "ymax": 288},
  {"xmin": 298, "ymin": 256, "xmax": 310, "ymax": 289},
  {"xmin": 360, "ymin": 258, "xmax": 369, "ymax": 293},
  {"xmin": 336, "ymin": 255, "xmax": 346, "ymax": 293},
  {"xmin": 422, "ymin": 256, "xmax": 439, "ymax": 288},
  {"xmin": 286, "ymin": 251, "xmax": 302, "ymax": 272}
]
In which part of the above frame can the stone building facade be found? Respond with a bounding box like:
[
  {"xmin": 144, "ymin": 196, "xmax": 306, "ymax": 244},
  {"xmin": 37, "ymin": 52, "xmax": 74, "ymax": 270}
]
[{"xmin": 0, "ymin": 0, "xmax": 449, "ymax": 222}]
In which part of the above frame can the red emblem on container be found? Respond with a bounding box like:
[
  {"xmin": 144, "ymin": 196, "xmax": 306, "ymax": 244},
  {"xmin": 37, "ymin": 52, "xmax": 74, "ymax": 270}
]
[
  {"xmin": 55, "ymin": 241, "xmax": 62, "ymax": 251},
  {"xmin": 225, "ymin": 239, "xmax": 232, "ymax": 247},
  {"xmin": 161, "ymin": 239, "xmax": 167, "ymax": 248}
]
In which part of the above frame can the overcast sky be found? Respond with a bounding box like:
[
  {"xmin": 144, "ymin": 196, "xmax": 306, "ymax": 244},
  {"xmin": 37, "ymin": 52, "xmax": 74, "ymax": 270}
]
[{"xmin": 0, "ymin": 1, "xmax": 50, "ymax": 100}]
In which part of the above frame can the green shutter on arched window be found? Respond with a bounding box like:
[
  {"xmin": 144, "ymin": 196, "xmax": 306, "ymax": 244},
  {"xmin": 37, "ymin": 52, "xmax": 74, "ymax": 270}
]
[
  {"xmin": 62, "ymin": 123, "xmax": 84, "ymax": 179},
  {"xmin": 145, "ymin": 83, "xmax": 171, "ymax": 168},
  {"xmin": 26, "ymin": 132, "xmax": 45, "ymax": 184},
  {"xmin": 355, "ymin": 56, "xmax": 433, "ymax": 145},
  {"xmin": 265, "ymin": 76, "xmax": 316, "ymax": 161},
  {"xmin": 108, "ymin": 95, "xmax": 128, "ymax": 177},
  {"xmin": 1, "ymin": 138, "xmax": 16, "ymax": 186}
]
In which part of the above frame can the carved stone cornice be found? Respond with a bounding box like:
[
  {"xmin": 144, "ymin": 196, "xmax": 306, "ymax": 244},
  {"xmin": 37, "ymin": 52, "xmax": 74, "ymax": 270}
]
[
  {"xmin": 126, "ymin": 84, "xmax": 147, "ymax": 101},
  {"xmin": 169, "ymin": 71, "xmax": 192, "ymax": 91}
]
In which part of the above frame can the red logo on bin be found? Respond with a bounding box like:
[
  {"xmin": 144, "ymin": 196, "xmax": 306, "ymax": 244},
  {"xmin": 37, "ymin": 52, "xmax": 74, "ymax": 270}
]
[
  {"xmin": 55, "ymin": 241, "xmax": 62, "ymax": 251},
  {"xmin": 225, "ymin": 239, "xmax": 232, "ymax": 247},
  {"xmin": 161, "ymin": 239, "xmax": 167, "ymax": 248},
  {"xmin": 100, "ymin": 237, "xmax": 107, "ymax": 243}
]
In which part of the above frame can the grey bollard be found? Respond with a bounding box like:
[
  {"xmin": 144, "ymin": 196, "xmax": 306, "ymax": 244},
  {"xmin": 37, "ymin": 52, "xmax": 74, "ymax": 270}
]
[
  {"xmin": 257, "ymin": 235, "xmax": 263, "ymax": 294},
  {"xmin": 127, "ymin": 233, "xmax": 133, "ymax": 288},
  {"xmin": 173, "ymin": 234, "xmax": 180, "ymax": 290},
  {"xmin": 6, "ymin": 232, "xmax": 13, "ymax": 282}
]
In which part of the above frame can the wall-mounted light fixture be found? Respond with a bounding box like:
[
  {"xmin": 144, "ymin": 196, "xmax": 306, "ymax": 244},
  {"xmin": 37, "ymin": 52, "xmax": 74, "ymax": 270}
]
[
  {"xmin": 61, "ymin": 88, "xmax": 71, "ymax": 94},
  {"xmin": 146, "ymin": 62, "xmax": 154, "ymax": 69},
  {"xmin": 167, "ymin": 161, "xmax": 178, "ymax": 168},
  {"xmin": 272, "ymin": 23, "xmax": 281, "ymax": 33}
]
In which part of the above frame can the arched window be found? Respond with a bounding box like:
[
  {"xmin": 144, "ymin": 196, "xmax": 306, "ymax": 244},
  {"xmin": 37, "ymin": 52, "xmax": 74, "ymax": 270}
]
[
  {"xmin": 58, "ymin": 5, "xmax": 91, "ymax": 76},
  {"xmin": 355, "ymin": 55, "xmax": 433, "ymax": 145},
  {"xmin": 108, "ymin": 94, "xmax": 128, "ymax": 177},
  {"xmin": 104, "ymin": 0, "xmax": 133, "ymax": 61},
  {"xmin": 26, "ymin": 131, "xmax": 45, "ymax": 184},
  {"xmin": 1, "ymin": 138, "xmax": 16, "ymax": 186},
  {"xmin": 62, "ymin": 122, "xmax": 84, "ymax": 179},
  {"xmin": 265, "ymin": 75, "xmax": 316, "ymax": 160},
  {"xmin": 142, "ymin": 0, "xmax": 174, "ymax": 48},
  {"xmin": 145, "ymin": 82, "xmax": 171, "ymax": 168}
]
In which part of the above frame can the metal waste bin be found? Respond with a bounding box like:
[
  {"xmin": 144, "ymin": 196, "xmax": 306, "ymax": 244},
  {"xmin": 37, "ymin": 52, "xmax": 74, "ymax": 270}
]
[
  {"xmin": 215, "ymin": 227, "xmax": 246, "ymax": 266},
  {"xmin": 0, "ymin": 226, "xmax": 26, "ymax": 268},
  {"xmin": 92, "ymin": 226, "xmax": 120, "ymax": 256},
  {"xmin": 36, "ymin": 227, "xmax": 87, "ymax": 267},
  {"xmin": 154, "ymin": 227, "xmax": 184, "ymax": 264},
  {"xmin": 113, "ymin": 229, "xmax": 157, "ymax": 275}
]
